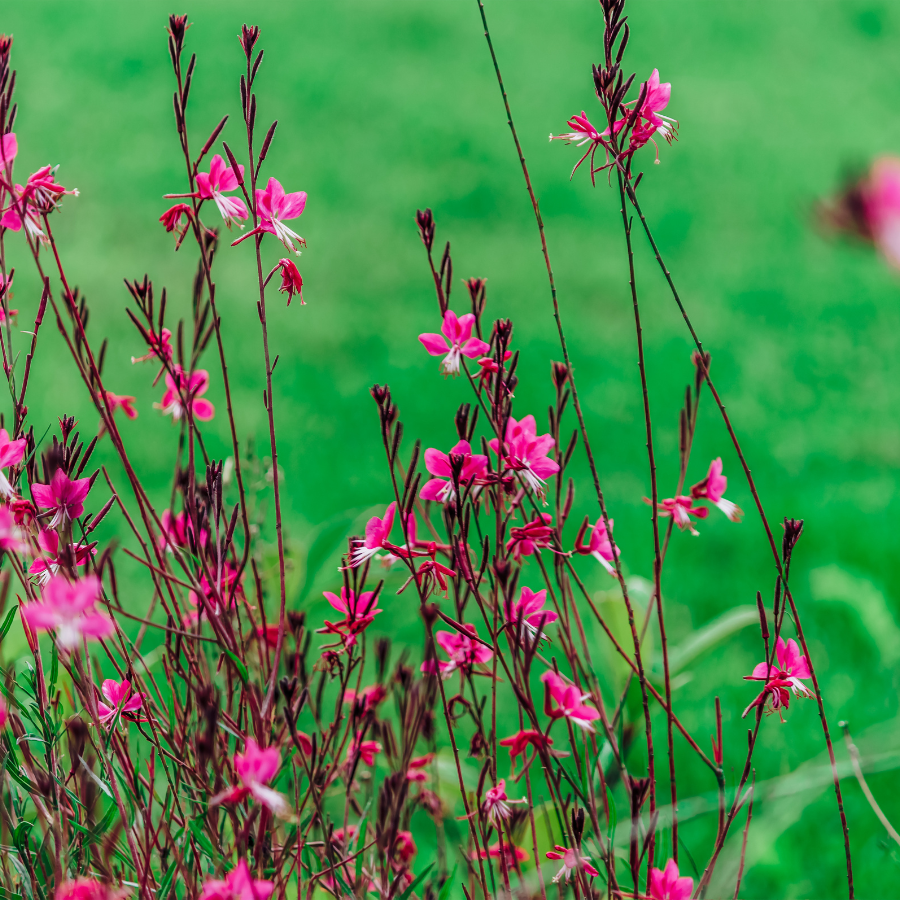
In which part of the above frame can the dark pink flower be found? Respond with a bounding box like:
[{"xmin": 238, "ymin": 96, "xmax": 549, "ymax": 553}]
[
  {"xmin": 483, "ymin": 778, "xmax": 525, "ymax": 823},
  {"xmin": 421, "ymin": 624, "xmax": 492, "ymax": 679},
  {"xmin": 186, "ymin": 563, "xmax": 245, "ymax": 620},
  {"xmin": 0, "ymin": 428, "xmax": 26, "ymax": 497},
  {"xmin": 574, "ymin": 516, "xmax": 619, "ymax": 575},
  {"xmin": 690, "ymin": 457, "xmax": 743, "ymax": 522},
  {"xmin": 499, "ymin": 729, "xmax": 560, "ymax": 771},
  {"xmin": 546, "ymin": 845, "xmax": 599, "ymax": 883},
  {"xmin": 541, "ymin": 670, "xmax": 600, "ymax": 731},
  {"xmin": 648, "ymin": 495, "xmax": 708, "ymax": 536},
  {"xmin": 156, "ymin": 366, "xmax": 215, "ymax": 421},
  {"xmin": 274, "ymin": 258, "xmax": 304, "ymax": 306},
  {"xmin": 505, "ymin": 513, "xmax": 554, "ymax": 561},
  {"xmin": 32, "ymin": 469, "xmax": 92, "ymax": 528},
  {"xmin": 199, "ymin": 860, "xmax": 275, "ymax": 900},
  {"xmin": 28, "ymin": 529, "xmax": 95, "ymax": 583},
  {"xmin": 649, "ymin": 858, "xmax": 693, "ymax": 900},
  {"xmin": 744, "ymin": 636, "xmax": 813, "ymax": 702},
  {"xmin": 159, "ymin": 509, "xmax": 209, "ymax": 553},
  {"xmin": 406, "ymin": 753, "xmax": 434, "ymax": 782},
  {"xmin": 0, "ymin": 696, "xmax": 7, "ymax": 731},
  {"xmin": 99, "ymin": 392, "xmax": 138, "ymax": 438},
  {"xmin": 349, "ymin": 502, "xmax": 396, "ymax": 567},
  {"xmin": 318, "ymin": 587, "xmax": 382, "ymax": 648},
  {"xmin": 21, "ymin": 575, "xmax": 114, "ymax": 651},
  {"xmin": 0, "ymin": 132, "xmax": 18, "ymax": 168},
  {"xmin": 0, "ymin": 507, "xmax": 25, "ymax": 555},
  {"xmin": 132, "ymin": 327, "xmax": 173, "ymax": 366},
  {"xmin": 399, "ymin": 558, "xmax": 457, "ymax": 599},
  {"xmin": 159, "ymin": 203, "xmax": 193, "ymax": 244},
  {"xmin": 419, "ymin": 310, "xmax": 490, "ymax": 377},
  {"xmin": 344, "ymin": 683, "xmax": 388, "ymax": 713},
  {"xmin": 420, "ymin": 439, "xmax": 488, "ymax": 503},
  {"xmin": 96, "ymin": 678, "xmax": 146, "ymax": 728},
  {"xmin": 392, "ymin": 831, "xmax": 417, "ymax": 869},
  {"xmin": 195, "ymin": 154, "xmax": 248, "ymax": 228},
  {"xmin": 347, "ymin": 733, "xmax": 382, "ymax": 767},
  {"xmin": 476, "ymin": 842, "xmax": 530, "ymax": 864},
  {"xmin": 212, "ymin": 739, "xmax": 290, "ymax": 817},
  {"xmin": 490, "ymin": 415, "xmax": 559, "ymax": 498},
  {"xmin": 504, "ymin": 586, "xmax": 557, "ymax": 639},
  {"xmin": 232, "ymin": 177, "xmax": 307, "ymax": 255},
  {"xmin": 55, "ymin": 878, "xmax": 128, "ymax": 900}
]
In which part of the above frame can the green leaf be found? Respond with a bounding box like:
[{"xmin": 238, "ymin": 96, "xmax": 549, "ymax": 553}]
[
  {"xmin": 606, "ymin": 784, "xmax": 618, "ymax": 848},
  {"xmin": 48, "ymin": 643, "xmax": 59, "ymax": 698},
  {"xmin": 0, "ymin": 606, "xmax": 17, "ymax": 640},
  {"xmin": 399, "ymin": 863, "xmax": 434, "ymax": 900},
  {"xmin": 157, "ymin": 861, "xmax": 178, "ymax": 900},
  {"xmin": 223, "ymin": 650, "xmax": 249, "ymax": 685},
  {"xmin": 438, "ymin": 864, "xmax": 458, "ymax": 900}
]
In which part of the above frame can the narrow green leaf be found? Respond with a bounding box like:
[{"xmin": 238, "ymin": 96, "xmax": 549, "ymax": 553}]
[
  {"xmin": 223, "ymin": 649, "xmax": 249, "ymax": 685},
  {"xmin": 0, "ymin": 606, "xmax": 17, "ymax": 640},
  {"xmin": 438, "ymin": 864, "xmax": 458, "ymax": 900},
  {"xmin": 399, "ymin": 863, "xmax": 434, "ymax": 900}
]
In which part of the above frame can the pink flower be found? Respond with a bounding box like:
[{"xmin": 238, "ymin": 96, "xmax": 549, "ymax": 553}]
[
  {"xmin": 0, "ymin": 179, "xmax": 48, "ymax": 244},
  {"xmin": 504, "ymin": 586, "xmax": 558, "ymax": 639},
  {"xmin": 406, "ymin": 753, "xmax": 434, "ymax": 782},
  {"xmin": 0, "ymin": 696, "xmax": 8, "ymax": 730},
  {"xmin": 505, "ymin": 513, "xmax": 554, "ymax": 561},
  {"xmin": 744, "ymin": 636, "xmax": 813, "ymax": 702},
  {"xmin": 419, "ymin": 310, "xmax": 490, "ymax": 377},
  {"xmin": 648, "ymin": 495, "xmax": 708, "ymax": 536},
  {"xmin": 420, "ymin": 439, "xmax": 488, "ymax": 503},
  {"xmin": 132, "ymin": 327, "xmax": 173, "ymax": 366},
  {"xmin": 55, "ymin": 878, "xmax": 128, "ymax": 900},
  {"xmin": 649, "ymin": 858, "xmax": 693, "ymax": 900},
  {"xmin": 0, "ymin": 507, "xmax": 25, "ymax": 555},
  {"xmin": 399, "ymin": 558, "xmax": 457, "ymax": 599},
  {"xmin": 476, "ymin": 842, "xmax": 530, "ymax": 864},
  {"xmin": 21, "ymin": 575, "xmax": 114, "ymax": 651},
  {"xmin": 274, "ymin": 258, "xmax": 304, "ymax": 306},
  {"xmin": 159, "ymin": 203, "xmax": 193, "ymax": 243},
  {"xmin": 32, "ymin": 469, "xmax": 92, "ymax": 528},
  {"xmin": 348, "ymin": 502, "xmax": 396, "ymax": 567},
  {"xmin": 540, "ymin": 670, "xmax": 600, "ymax": 731},
  {"xmin": 347, "ymin": 733, "xmax": 382, "ymax": 767},
  {"xmin": 489, "ymin": 415, "xmax": 559, "ymax": 498},
  {"xmin": 28, "ymin": 529, "xmax": 95, "ymax": 583},
  {"xmin": 186, "ymin": 563, "xmax": 245, "ymax": 619},
  {"xmin": 636, "ymin": 69, "xmax": 676, "ymax": 139},
  {"xmin": 0, "ymin": 427, "xmax": 26, "ymax": 497},
  {"xmin": 318, "ymin": 587, "xmax": 382, "ymax": 648},
  {"xmin": 99, "ymin": 392, "xmax": 138, "ymax": 438},
  {"xmin": 0, "ymin": 132, "xmax": 18, "ymax": 167},
  {"xmin": 212, "ymin": 739, "xmax": 290, "ymax": 817},
  {"xmin": 232, "ymin": 177, "xmax": 307, "ymax": 255},
  {"xmin": 96, "ymin": 678, "xmax": 146, "ymax": 728},
  {"xmin": 156, "ymin": 366, "xmax": 215, "ymax": 421},
  {"xmin": 574, "ymin": 516, "xmax": 619, "ymax": 575},
  {"xmin": 20, "ymin": 165, "xmax": 78, "ymax": 210},
  {"xmin": 549, "ymin": 112, "xmax": 606, "ymax": 179},
  {"xmin": 344, "ymin": 683, "xmax": 388, "ymax": 713},
  {"xmin": 421, "ymin": 624, "xmax": 492, "ymax": 679},
  {"xmin": 159, "ymin": 509, "xmax": 209, "ymax": 553},
  {"xmin": 499, "ymin": 729, "xmax": 559, "ymax": 771},
  {"xmin": 195, "ymin": 154, "xmax": 248, "ymax": 228},
  {"xmin": 546, "ymin": 846, "xmax": 600, "ymax": 883},
  {"xmin": 690, "ymin": 458, "xmax": 743, "ymax": 522},
  {"xmin": 200, "ymin": 860, "xmax": 275, "ymax": 900},
  {"xmin": 482, "ymin": 778, "xmax": 526, "ymax": 823},
  {"xmin": 392, "ymin": 831, "xmax": 417, "ymax": 869}
]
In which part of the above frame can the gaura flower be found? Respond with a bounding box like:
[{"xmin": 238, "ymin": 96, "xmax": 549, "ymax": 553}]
[
  {"xmin": 421, "ymin": 624, "xmax": 492, "ymax": 679},
  {"xmin": 32, "ymin": 469, "xmax": 92, "ymax": 528},
  {"xmin": 55, "ymin": 878, "xmax": 129, "ymax": 900},
  {"xmin": 540, "ymin": 670, "xmax": 600, "ymax": 731},
  {"xmin": 546, "ymin": 845, "xmax": 599, "ymax": 883},
  {"xmin": 398, "ymin": 558, "xmax": 456, "ymax": 599},
  {"xmin": 406, "ymin": 753, "xmax": 434, "ymax": 782},
  {"xmin": 20, "ymin": 165, "xmax": 78, "ymax": 210},
  {"xmin": 318, "ymin": 587, "xmax": 382, "ymax": 648},
  {"xmin": 0, "ymin": 132, "xmax": 18, "ymax": 167},
  {"xmin": 344, "ymin": 683, "xmax": 388, "ymax": 713},
  {"xmin": 159, "ymin": 203, "xmax": 193, "ymax": 244},
  {"xmin": 649, "ymin": 858, "xmax": 694, "ymax": 900},
  {"xmin": 156, "ymin": 366, "xmax": 215, "ymax": 421},
  {"xmin": 574, "ymin": 515, "xmax": 619, "ymax": 575},
  {"xmin": 159, "ymin": 509, "xmax": 209, "ymax": 553},
  {"xmin": 194, "ymin": 154, "xmax": 248, "ymax": 228},
  {"xmin": 96, "ymin": 678, "xmax": 146, "ymax": 728},
  {"xmin": 489, "ymin": 415, "xmax": 559, "ymax": 499},
  {"xmin": 348, "ymin": 502, "xmax": 397, "ymax": 568},
  {"xmin": 420, "ymin": 439, "xmax": 488, "ymax": 503},
  {"xmin": 647, "ymin": 495, "xmax": 708, "ymax": 536},
  {"xmin": 504, "ymin": 586, "xmax": 557, "ymax": 640},
  {"xmin": 505, "ymin": 513, "xmax": 554, "ymax": 562},
  {"xmin": 482, "ymin": 778, "xmax": 526, "ymax": 823},
  {"xmin": 742, "ymin": 636, "xmax": 813, "ymax": 720},
  {"xmin": 273, "ymin": 258, "xmax": 304, "ymax": 306},
  {"xmin": 99, "ymin": 392, "xmax": 138, "ymax": 438},
  {"xmin": 232, "ymin": 177, "xmax": 307, "ymax": 255},
  {"xmin": 199, "ymin": 860, "xmax": 274, "ymax": 900},
  {"xmin": 21, "ymin": 575, "xmax": 114, "ymax": 651},
  {"xmin": 347, "ymin": 732, "xmax": 382, "ymax": 767},
  {"xmin": 419, "ymin": 310, "xmax": 490, "ymax": 377},
  {"xmin": 211, "ymin": 739, "xmax": 291, "ymax": 818},
  {"xmin": 690, "ymin": 457, "xmax": 743, "ymax": 522},
  {"xmin": 131, "ymin": 327, "xmax": 173, "ymax": 366},
  {"xmin": 476, "ymin": 842, "xmax": 530, "ymax": 865},
  {"xmin": 0, "ymin": 507, "xmax": 25, "ymax": 554},
  {"xmin": 0, "ymin": 427, "xmax": 26, "ymax": 497},
  {"xmin": 28, "ymin": 529, "xmax": 95, "ymax": 583}
]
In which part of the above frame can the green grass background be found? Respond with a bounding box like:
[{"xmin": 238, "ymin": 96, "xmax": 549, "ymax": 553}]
[{"xmin": 4, "ymin": 0, "xmax": 900, "ymax": 896}]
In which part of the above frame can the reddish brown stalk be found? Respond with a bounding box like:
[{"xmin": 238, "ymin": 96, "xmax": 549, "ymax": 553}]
[{"xmin": 732, "ymin": 774, "xmax": 755, "ymax": 900}]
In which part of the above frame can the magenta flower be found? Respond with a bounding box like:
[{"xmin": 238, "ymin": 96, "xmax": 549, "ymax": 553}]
[
  {"xmin": 490, "ymin": 415, "xmax": 559, "ymax": 498},
  {"xmin": 28, "ymin": 529, "xmax": 95, "ymax": 583},
  {"xmin": 406, "ymin": 753, "xmax": 434, "ymax": 782},
  {"xmin": 420, "ymin": 439, "xmax": 488, "ymax": 503},
  {"xmin": 690, "ymin": 457, "xmax": 743, "ymax": 522},
  {"xmin": 504, "ymin": 586, "xmax": 557, "ymax": 639},
  {"xmin": 549, "ymin": 111, "xmax": 606, "ymax": 179},
  {"xmin": 499, "ymin": 729, "xmax": 560, "ymax": 772},
  {"xmin": 347, "ymin": 732, "xmax": 383, "ymax": 767},
  {"xmin": 421, "ymin": 624, "xmax": 493, "ymax": 679},
  {"xmin": 55, "ymin": 878, "xmax": 128, "ymax": 900},
  {"xmin": 318, "ymin": 587, "xmax": 382, "ymax": 648},
  {"xmin": 0, "ymin": 696, "xmax": 7, "ymax": 731},
  {"xmin": 96, "ymin": 678, "xmax": 146, "ymax": 728},
  {"xmin": 232, "ymin": 177, "xmax": 307, "ymax": 255},
  {"xmin": 482, "ymin": 778, "xmax": 526, "ymax": 823},
  {"xmin": 648, "ymin": 495, "xmax": 708, "ymax": 536},
  {"xmin": 344, "ymin": 683, "xmax": 388, "ymax": 713},
  {"xmin": 159, "ymin": 509, "xmax": 209, "ymax": 553},
  {"xmin": 21, "ymin": 575, "xmax": 114, "ymax": 651},
  {"xmin": 0, "ymin": 427, "xmax": 26, "ymax": 497},
  {"xmin": 0, "ymin": 507, "xmax": 25, "ymax": 555},
  {"xmin": 212, "ymin": 738, "xmax": 290, "ymax": 818},
  {"xmin": 349, "ymin": 502, "xmax": 397, "ymax": 567},
  {"xmin": 99, "ymin": 391, "xmax": 138, "ymax": 438},
  {"xmin": 545, "ymin": 845, "xmax": 600, "ymax": 884},
  {"xmin": 744, "ymin": 636, "xmax": 813, "ymax": 702},
  {"xmin": 159, "ymin": 203, "xmax": 193, "ymax": 244},
  {"xmin": 419, "ymin": 310, "xmax": 490, "ymax": 377},
  {"xmin": 0, "ymin": 132, "xmax": 17, "ymax": 167},
  {"xmin": 157, "ymin": 366, "xmax": 215, "ymax": 422},
  {"xmin": 398, "ymin": 557, "xmax": 457, "ymax": 599},
  {"xmin": 199, "ymin": 860, "xmax": 275, "ymax": 900},
  {"xmin": 132, "ymin": 327, "xmax": 173, "ymax": 366},
  {"xmin": 32, "ymin": 469, "xmax": 92, "ymax": 528},
  {"xmin": 195, "ymin": 154, "xmax": 248, "ymax": 228},
  {"xmin": 505, "ymin": 513, "xmax": 554, "ymax": 562},
  {"xmin": 649, "ymin": 859, "xmax": 693, "ymax": 900},
  {"xmin": 574, "ymin": 516, "xmax": 619, "ymax": 575},
  {"xmin": 540, "ymin": 670, "xmax": 600, "ymax": 731},
  {"xmin": 274, "ymin": 257, "xmax": 304, "ymax": 306}
]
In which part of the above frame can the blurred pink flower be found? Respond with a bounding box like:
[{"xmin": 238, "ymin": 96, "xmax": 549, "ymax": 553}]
[
  {"xmin": 97, "ymin": 678, "xmax": 146, "ymax": 728},
  {"xmin": 212, "ymin": 739, "xmax": 290, "ymax": 817},
  {"xmin": 232, "ymin": 177, "xmax": 307, "ymax": 255},
  {"xmin": 55, "ymin": 878, "xmax": 128, "ymax": 900},
  {"xmin": 504, "ymin": 586, "xmax": 557, "ymax": 639},
  {"xmin": 648, "ymin": 495, "xmax": 708, "ymax": 536},
  {"xmin": 419, "ymin": 310, "xmax": 490, "ymax": 377},
  {"xmin": 132, "ymin": 327, "xmax": 173, "ymax": 366},
  {"xmin": 347, "ymin": 733, "xmax": 382, "ymax": 767},
  {"xmin": 406, "ymin": 753, "xmax": 434, "ymax": 782},
  {"xmin": 159, "ymin": 509, "xmax": 208, "ymax": 553},
  {"xmin": 483, "ymin": 778, "xmax": 525, "ymax": 823},
  {"xmin": 318, "ymin": 587, "xmax": 382, "ymax": 648},
  {"xmin": 0, "ymin": 427, "xmax": 26, "ymax": 497},
  {"xmin": 490, "ymin": 415, "xmax": 559, "ymax": 498},
  {"xmin": 499, "ymin": 729, "xmax": 561, "ymax": 771},
  {"xmin": 159, "ymin": 203, "xmax": 193, "ymax": 242},
  {"xmin": 195, "ymin": 154, "xmax": 248, "ymax": 228},
  {"xmin": 28, "ymin": 529, "xmax": 95, "ymax": 583},
  {"xmin": 420, "ymin": 439, "xmax": 488, "ymax": 503},
  {"xmin": 0, "ymin": 696, "xmax": 8, "ymax": 730},
  {"xmin": 574, "ymin": 515, "xmax": 619, "ymax": 575},
  {"xmin": 0, "ymin": 506, "xmax": 25, "ymax": 554},
  {"xmin": 422, "ymin": 624, "xmax": 492, "ymax": 678},
  {"xmin": 546, "ymin": 845, "xmax": 599, "ymax": 883},
  {"xmin": 541, "ymin": 670, "xmax": 600, "ymax": 731},
  {"xmin": 649, "ymin": 858, "xmax": 693, "ymax": 900},
  {"xmin": 690, "ymin": 457, "xmax": 743, "ymax": 522},
  {"xmin": 0, "ymin": 132, "xmax": 17, "ymax": 167},
  {"xmin": 199, "ymin": 860, "xmax": 274, "ymax": 900},
  {"xmin": 274, "ymin": 257, "xmax": 304, "ymax": 306},
  {"xmin": 32, "ymin": 469, "xmax": 92, "ymax": 528},
  {"xmin": 505, "ymin": 513, "xmax": 554, "ymax": 561},
  {"xmin": 344, "ymin": 683, "xmax": 388, "ymax": 713},
  {"xmin": 157, "ymin": 366, "xmax": 215, "ymax": 422},
  {"xmin": 99, "ymin": 391, "xmax": 138, "ymax": 438},
  {"xmin": 21, "ymin": 575, "xmax": 114, "ymax": 651}
]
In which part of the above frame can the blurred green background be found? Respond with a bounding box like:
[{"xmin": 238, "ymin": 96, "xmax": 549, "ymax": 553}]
[{"xmin": 4, "ymin": 0, "xmax": 900, "ymax": 896}]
